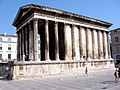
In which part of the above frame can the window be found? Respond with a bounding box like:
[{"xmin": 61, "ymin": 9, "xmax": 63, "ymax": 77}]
[
  {"xmin": 8, "ymin": 38, "xmax": 11, "ymax": 42},
  {"xmin": 8, "ymin": 54, "xmax": 11, "ymax": 60},
  {"xmin": 0, "ymin": 54, "xmax": 2, "ymax": 60},
  {"xmin": 0, "ymin": 38, "xmax": 2, "ymax": 42},
  {"xmin": 0, "ymin": 44, "xmax": 2, "ymax": 50},
  {"xmin": 116, "ymin": 47, "xmax": 119, "ymax": 53},
  {"xmin": 115, "ymin": 37, "xmax": 119, "ymax": 43},
  {"xmin": 8, "ymin": 45, "xmax": 11, "ymax": 50}
]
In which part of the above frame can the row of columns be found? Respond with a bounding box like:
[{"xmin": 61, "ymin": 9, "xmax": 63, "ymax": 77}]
[{"xmin": 17, "ymin": 18, "xmax": 110, "ymax": 61}]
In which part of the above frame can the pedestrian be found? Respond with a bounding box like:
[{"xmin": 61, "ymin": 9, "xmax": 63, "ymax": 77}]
[
  {"xmin": 114, "ymin": 69, "xmax": 119, "ymax": 83},
  {"xmin": 118, "ymin": 68, "xmax": 120, "ymax": 78},
  {"xmin": 85, "ymin": 67, "xmax": 88, "ymax": 76}
]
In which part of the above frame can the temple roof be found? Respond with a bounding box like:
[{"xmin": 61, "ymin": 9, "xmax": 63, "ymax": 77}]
[{"xmin": 13, "ymin": 4, "xmax": 112, "ymax": 28}]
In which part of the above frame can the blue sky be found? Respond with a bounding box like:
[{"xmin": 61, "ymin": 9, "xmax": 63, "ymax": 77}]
[{"xmin": 0, "ymin": 0, "xmax": 120, "ymax": 34}]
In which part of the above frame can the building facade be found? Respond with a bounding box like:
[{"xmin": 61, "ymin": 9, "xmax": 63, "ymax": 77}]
[
  {"xmin": 0, "ymin": 33, "xmax": 17, "ymax": 60},
  {"xmin": 13, "ymin": 4, "xmax": 112, "ymax": 61},
  {"xmin": 110, "ymin": 28, "xmax": 120, "ymax": 58}
]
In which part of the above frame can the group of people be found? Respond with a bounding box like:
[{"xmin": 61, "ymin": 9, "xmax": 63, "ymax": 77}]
[{"xmin": 114, "ymin": 68, "xmax": 120, "ymax": 83}]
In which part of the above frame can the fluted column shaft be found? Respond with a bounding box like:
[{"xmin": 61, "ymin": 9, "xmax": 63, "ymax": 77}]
[
  {"xmin": 103, "ymin": 31, "xmax": 108, "ymax": 59},
  {"xmin": 17, "ymin": 31, "xmax": 20, "ymax": 60},
  {"xmin": 64, "ymin": 24, "xmax": 72, "ymax": 60},
  {"xmin": 71, "ymin": 25, "xmax": 75, "ymax": 60},
  {"xmin": 45, "ymin": 20, "xmax": 50, "ymax": 60},
  {"xmin": 98, "ymin": 30, "xmax": 103, "ymax": 59},
  {"xmin": 21, "ymin": 28, "xmax": 25, "ymax": 61},
  {"xmin": 72, "ymin": 25, "xmax": 80, "ymax": 60},
  {"xmin": 86, "ymin": 28, "xmax": 90, "ymax": 60},
  {"xmin": 19, "ymin": 32, "xmax": 22, "ymax": 60},
  {"xmin": 25, "ymin": 26, "xmax": 28, "ymax": 55},
  {"xmin": 33, "ymin": 19, "xmax": 38, "ymax": 61},
  {"xmin": 29, "ymin": 22, "xmax": 34, "ymax": 60},
  {"xmin": 107, "ymin": 32, "xmax": 111, "ymax": 59},
  {"xmin": 54, "ymin": 22, "xmax": 59, "ymax": 60},
  {"xmin": 79, "ymin": 27, "xmax": 86, "ymax": 60},
  {"xmin": 92, "ymin": 29, "xmax": 95, "ymax": 59},
  {"xmin": 92, "ymin": 29, "xmax": 98, "ymax": 59}
]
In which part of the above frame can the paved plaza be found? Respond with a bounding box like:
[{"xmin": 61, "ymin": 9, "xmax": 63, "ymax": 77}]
[{"xmin": 0, "ymin": 68, "xmax": 120, "ymax": 90}]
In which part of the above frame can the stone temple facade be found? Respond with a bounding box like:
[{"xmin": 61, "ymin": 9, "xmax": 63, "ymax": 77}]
[
  {"xmin": 11, "ymin": 4, "xmax": 114, "ymax": 80},
  {"xmin": 13, "ymin": 4, "xmax": 112, "ymax": 61}
]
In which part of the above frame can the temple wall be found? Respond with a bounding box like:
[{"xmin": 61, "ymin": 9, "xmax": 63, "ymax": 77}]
[{"xmin": 11, "ymin": 60, "xmax": 114, "ymax": 80}]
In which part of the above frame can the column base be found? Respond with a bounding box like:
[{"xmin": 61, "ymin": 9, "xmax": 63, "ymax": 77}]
[
  {"xmin": 56, "ymin": 54, "xmax": 60, "ymax": 61},
  {"xmin": 73, "ymin": 57, "xmax": 80, "ymax": 60},
  {"xmin": 86, "ymin": 57, "xmax": 91, "ymax": 61},
  {"xmin": 46, "ymin": 59, "xmax": 51, "ymax": 61},
  {"xmin": 80, "ymin": 57, "xmax": 85, "ymax": 61}
]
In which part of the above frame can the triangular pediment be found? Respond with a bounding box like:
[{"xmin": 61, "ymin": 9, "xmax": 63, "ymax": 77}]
[{"xmin": 13, "ymin": 4, "xmax": 34, "ymax": 27}]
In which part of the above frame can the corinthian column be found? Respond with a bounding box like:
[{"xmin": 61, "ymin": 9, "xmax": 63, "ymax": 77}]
[
  {"xmin": 107, "ymin": 32, "xmax": 111, "ymax": 59},
  {"xmin": 92, "ymin": 29, "xmax": 95, "ymax": 59},
  {"xmin": 33, "ymin": 18, "xmax": 38, "ymax": 61},
  {"xmin": 45, "ymin": 20, "xmax": 50, "ymax": 60},
  {"xmin": 25, "ymin": 26, "xmax": 28, "ymax": 56},
  {"xmin": 19, "ymin": 31, "xmax": 22, "ymax": 60},
  {"xmin": 54, "ymin": 22, "xmax": 59, "ymax": 60},
  {"xmin": 21, "ymin": 28, "xmax": 25, "ymax": 61},
  {"xmin": 103, "ymin": 31, "xmax": 108, "ymax": 59},
  {"xmin": 71, "ymin": 25, "xmax": 75, "ymax": 60},
  {"xmin": 72, "ymin": 25, "xmax": 80, "ymax": 60},
  {"xmin": 92, "ymin": 29, "xmax": 98, "ymax": 59},
  {"xmin": 29, "ymin": 22, "xmax": 34, "ymax": 61},
  {"xmin": 64, "ymin": 23, "xmax": 72, "ymax": 60},
  {"xmin": 79, "ymin": 27, "xmax": 86, "ymax": 60},
  {"xmin": 17, "ymin": 31, "xmax": 20, "ymax": 60},
  {"xmin": 86, "ymin": 28, "xmax": 90, "ymax": 60},
  {"xmin": 98, "ymin": 30, "xmax": 103, "ymax": 59}
]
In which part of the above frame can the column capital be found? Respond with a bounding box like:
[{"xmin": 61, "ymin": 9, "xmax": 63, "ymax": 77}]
[
  {"xmin": 55, "ymin": 21, "xmax": 58, "ymax": 27},
  {"xmin": 72, "ymin": 24, "xmax": 75, "ymax": 27},
  {"xmin": 45, "ymin": 19, "xmax": 49, "ymax": 23},
  {"xmin": 33, "ymin": 18, "xmax": 38, "ymax": 21},
  {"xmin": 64, "ymin": 22, "xmax": 68, "ymax": 25},
  {"xmin": 72, "ymin": 24, "xmax": 77, "ymax": 30}
]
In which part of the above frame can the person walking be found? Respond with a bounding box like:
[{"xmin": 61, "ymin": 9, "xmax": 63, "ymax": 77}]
[
  {"xmin": 85, "ymin": 67, "xmax": 88, "ymax": 76},
  {"xmin": 114, "ymin": 69, "xmax": 119, "ymax": 83}
]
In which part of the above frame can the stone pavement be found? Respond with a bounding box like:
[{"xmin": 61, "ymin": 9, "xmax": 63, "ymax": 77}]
[{"xmin": 0, "ymin": 68, "xmax": 120, "ymax": 90}]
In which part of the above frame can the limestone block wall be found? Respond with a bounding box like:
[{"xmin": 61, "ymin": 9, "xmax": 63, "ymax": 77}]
[{"xmin": 12, "ymin": 60, "xmax": 114, "ymax": 80}]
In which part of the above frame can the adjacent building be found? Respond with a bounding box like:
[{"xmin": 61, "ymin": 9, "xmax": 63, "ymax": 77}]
[
  {"xmin": 0, "ymin": 33, "xmax": 17, "ymax": 60},
  {"xmin": 110, "ymin": 28, "xmax": 120, "ymax": 58}
]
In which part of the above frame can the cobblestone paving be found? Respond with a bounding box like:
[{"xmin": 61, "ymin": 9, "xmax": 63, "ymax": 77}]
[{"xmin": 0, "ymin": 68, "xmax": 120, "ymax": 90}]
